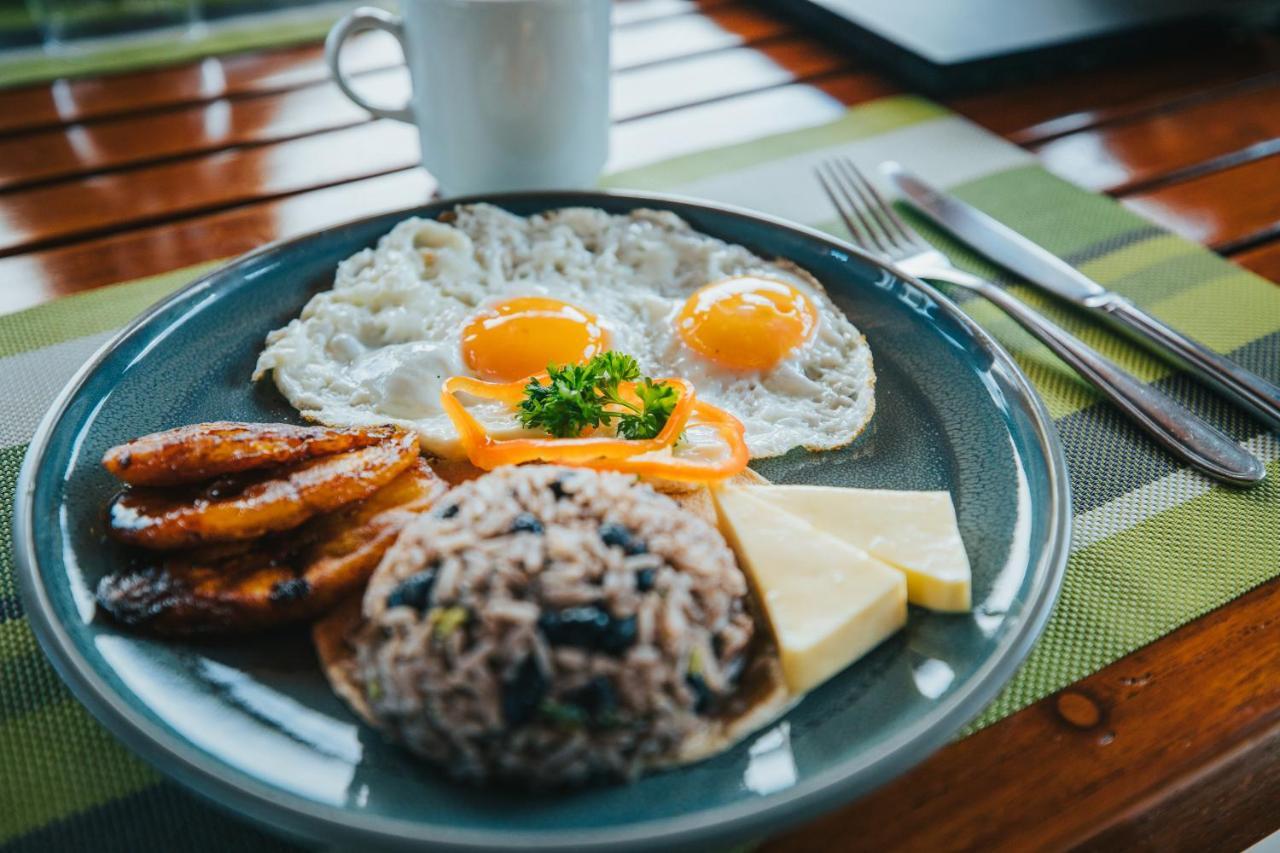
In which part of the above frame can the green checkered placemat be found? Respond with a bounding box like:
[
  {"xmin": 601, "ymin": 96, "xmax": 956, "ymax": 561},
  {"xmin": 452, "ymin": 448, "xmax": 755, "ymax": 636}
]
[{"xmin": 2, "ymin": 94, "xmax": 1278, "ymax": 848}]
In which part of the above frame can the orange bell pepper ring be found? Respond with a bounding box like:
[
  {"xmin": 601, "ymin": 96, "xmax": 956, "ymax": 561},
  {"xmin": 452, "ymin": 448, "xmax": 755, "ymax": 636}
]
[
  {"xmin": 439, "ymin": 374, "xmax": 748, "ymax": 481},
  {"xmin": 572, "ymin": 400, "xmax": 749, "ymax": 483}
]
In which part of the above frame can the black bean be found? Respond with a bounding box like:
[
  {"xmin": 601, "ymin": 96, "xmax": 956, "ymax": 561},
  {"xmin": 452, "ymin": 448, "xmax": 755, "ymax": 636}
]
[
  {"xmin": 538, "ymin": 606, "xmax": 609, "ymax": 647},
  {"xmin": 385, "ymin": 564, "xmax": 438, "ymax": 611},
  {"xmin": 510, "ymin": 512, "xmax": 544, "ymax": 535},
  {"xmin": 268, "ymin": 577, "xmax": 309, "ymax": 604},
  {"xmin": 548, "ymin": 478, "xmax": 568, "ymax": 500},
  {"xmin": 566, "ymin": 676, "xmax": 617, "ymax": 719},
  {"xmin": 502, "ymin": 656, "xmax": 547, "ymax": 727},
  {"xmin": 635, "ymin": 568, "xmax": 656, "ymax": 592},
  {"xmin": 686, "ymin": 672, "xmax": 713, "ymax": 714},
  {"xmin": 602, "ymin": 614, "xmax": 637, "ymax": 655},
  {"xmin": 538, "ymin": 605, "xmax": 637, "ymax": 656},
  {"xmin": 599, "ymin": 522, "xmax": 647, "ymax": 556},
  {"xmin": 437, "ymin": 503, "xmax": 459, "ymax": 519}
]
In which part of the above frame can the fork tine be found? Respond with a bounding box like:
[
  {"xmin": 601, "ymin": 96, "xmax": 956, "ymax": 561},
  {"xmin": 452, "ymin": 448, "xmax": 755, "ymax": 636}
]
[
  {"xmin": 820, "ymin": 162, "xmax": 873, "ymax": 250},
  {"xmin": 831, "ymin": 158, "xmax": 894, "ymax": 252},
  {"xmin": 833, "ymin": 158, "xmax": 910, "ymax": 256},
  {"xmin": 814, "ymin": 164, "xmax": 872, "ymax": 251},
  {"xmin": 819, "ymin": 160, "xmax": 891, "ymax": 255},
  {"xmin": 838, "ymin": 157, "xmax": 925, "ymax": 253}
]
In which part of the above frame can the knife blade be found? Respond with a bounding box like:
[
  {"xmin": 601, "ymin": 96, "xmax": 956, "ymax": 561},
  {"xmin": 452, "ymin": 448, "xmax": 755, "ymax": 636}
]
[
  {"xmin": 883, "ymin": 162, "xmax": 1280, "ymax": 432},
  {"xmin": 884, "ymin": 163, "xmax": 1106, "ymax": 306}
]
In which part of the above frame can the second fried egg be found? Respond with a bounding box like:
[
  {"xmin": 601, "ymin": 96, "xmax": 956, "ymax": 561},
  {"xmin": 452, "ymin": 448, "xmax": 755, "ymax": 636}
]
[{"xmin": 254, "ymin": 204, "xmax": 875, "ymax": 460}]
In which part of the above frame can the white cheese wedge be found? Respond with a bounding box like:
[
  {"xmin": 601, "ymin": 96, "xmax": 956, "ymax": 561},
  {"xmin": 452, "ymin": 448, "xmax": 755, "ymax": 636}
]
[
  {"xmin": 736, "ymin": 485, "xmax": 972, "ymax": 613},
  {"xmin": 711, "ymin": 487, "xmax": 907, "ymax": 695}
]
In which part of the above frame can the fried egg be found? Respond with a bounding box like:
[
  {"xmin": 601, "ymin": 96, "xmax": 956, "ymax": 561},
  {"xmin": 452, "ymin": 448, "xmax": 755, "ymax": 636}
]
[{"xmin": 254, "ymin": 205, "xmax": 875, "ymax": 460}]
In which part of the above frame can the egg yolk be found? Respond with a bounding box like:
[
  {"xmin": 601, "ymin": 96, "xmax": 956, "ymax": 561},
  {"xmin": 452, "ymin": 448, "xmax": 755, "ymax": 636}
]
[
  {"xmin": 462, "ymin": 296, "xmax": 606, "ymax": 382},
  {"xmin": 676, "ymin": 276, "xmax": 817, "ymax": 371}
]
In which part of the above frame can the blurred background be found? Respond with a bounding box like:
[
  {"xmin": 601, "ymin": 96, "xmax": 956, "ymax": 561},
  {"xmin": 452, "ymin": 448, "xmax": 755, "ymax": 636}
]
[
  {"xmin": 3, "ymin": 0, "xmax": 359, "ymax": 51},
  {"xmin": 5, "ymin": 0, "xmax": 1279, "ymax": 93}
]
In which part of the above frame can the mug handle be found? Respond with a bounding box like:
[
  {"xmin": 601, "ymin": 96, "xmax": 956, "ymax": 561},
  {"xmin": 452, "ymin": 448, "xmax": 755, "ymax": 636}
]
[{"xmin": 325, "ymin": 7, "xmax": 415, "ymax": 123}]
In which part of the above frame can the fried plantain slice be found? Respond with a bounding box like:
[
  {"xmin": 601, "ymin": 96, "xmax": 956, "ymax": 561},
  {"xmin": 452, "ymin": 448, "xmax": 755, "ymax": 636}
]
[
  {"xmin": 97, "ymin": 459, "xmax": 445, "ymax": 635},
  {"xmin": 108, "ymin": 429, "xmax": 420, "ymax": 550},
  {"xmin": 103, "ymin": 422, "xmax": 399, "ymax": 487}
]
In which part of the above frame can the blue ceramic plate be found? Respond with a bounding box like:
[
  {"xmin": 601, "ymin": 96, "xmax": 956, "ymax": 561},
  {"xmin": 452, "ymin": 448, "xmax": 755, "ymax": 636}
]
[{"xmin": 15, "ymin": 191, "xmax": 1070, "ymax": 851}]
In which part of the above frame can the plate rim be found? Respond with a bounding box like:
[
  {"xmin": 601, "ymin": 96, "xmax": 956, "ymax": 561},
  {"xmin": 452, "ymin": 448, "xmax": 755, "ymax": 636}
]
[{"xmin": 14, "ymin": 188, "xmax": 1071, "ymax": 851}]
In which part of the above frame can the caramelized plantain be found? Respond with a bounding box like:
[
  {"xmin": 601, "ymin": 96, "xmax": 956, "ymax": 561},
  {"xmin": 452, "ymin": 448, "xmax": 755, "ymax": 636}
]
[
  {"xmin": 97, "ymin": 459, "xmax": 446, "ymax": 635},
  {"xmin": 107, "ymin": 430, "xmax": 420, "ymax": 550},
  {"xmin": 103, "ymin": 422, "xmax": 399, "ymax": 487}
]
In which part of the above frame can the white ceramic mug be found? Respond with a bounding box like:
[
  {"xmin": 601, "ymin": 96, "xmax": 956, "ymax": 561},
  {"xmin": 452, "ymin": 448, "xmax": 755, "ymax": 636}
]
[{"xmin": 326, "ymin": 0, "xmax": 610, "ymax": 195}]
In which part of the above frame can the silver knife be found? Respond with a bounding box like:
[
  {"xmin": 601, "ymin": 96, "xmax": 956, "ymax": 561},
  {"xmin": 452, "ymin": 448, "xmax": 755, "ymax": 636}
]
[{"xmin": 884, "ymin": 162, "xmax": 1280, "ymax": 432}]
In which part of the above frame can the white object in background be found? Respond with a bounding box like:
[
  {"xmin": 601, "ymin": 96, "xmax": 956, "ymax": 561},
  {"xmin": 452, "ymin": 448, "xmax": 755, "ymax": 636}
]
[{"xmin": 326, "ymin": 0, "xmax": 610, "ymax": 195}]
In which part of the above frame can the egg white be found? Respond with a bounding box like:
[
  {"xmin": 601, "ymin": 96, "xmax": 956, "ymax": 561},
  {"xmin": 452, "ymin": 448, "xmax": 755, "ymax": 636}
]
[{"xmin": 254, "ymin": 204, "xmax": 875, "ymax": 460}]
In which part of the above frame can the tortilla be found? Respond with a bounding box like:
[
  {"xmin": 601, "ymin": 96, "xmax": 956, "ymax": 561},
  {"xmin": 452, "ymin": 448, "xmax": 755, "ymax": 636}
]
[{"xmin": 312, "ymin": 596, "xmax": 380, "ymax": 728}]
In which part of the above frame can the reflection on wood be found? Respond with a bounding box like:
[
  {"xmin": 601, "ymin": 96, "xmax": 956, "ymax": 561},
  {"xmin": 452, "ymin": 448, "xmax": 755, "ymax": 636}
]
[
  {"xmin": 0, "ymin": 36, "xmax": 851, "ymax": 192},
  {"xmin": 1122, "ymin": 154, "xmax": 1280, "ymax": 250},
  {"xmin": 1033, "ymin": 81, "xmax": 1280, "ymax": 194},
  {"xmin": 0, "ymin": 0, "xmax": 759, "ymax": 136},
  {"xmin": 0, "ymin": 71, "xmax": 892, "ymax": 296}
]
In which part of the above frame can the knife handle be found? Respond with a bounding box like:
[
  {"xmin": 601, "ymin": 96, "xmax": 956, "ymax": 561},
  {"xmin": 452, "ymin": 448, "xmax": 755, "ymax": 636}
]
[
  {"xmin": 969, "ymin": 281, "xmax": 1266, "ymax": 486},
  {"xmin": 1096, "ymin": 296, "xmax": 1280, "ymax": 432}
]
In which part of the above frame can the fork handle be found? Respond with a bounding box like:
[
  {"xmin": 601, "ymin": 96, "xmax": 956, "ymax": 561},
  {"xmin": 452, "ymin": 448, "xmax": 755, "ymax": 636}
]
[
  {"xmin": 969, "ymin": 280, "xmax": 1265, "ymax": 486},
  {"xmin": 1095, "ymin": 295, "xmax": 1280, "ymax": 431}
]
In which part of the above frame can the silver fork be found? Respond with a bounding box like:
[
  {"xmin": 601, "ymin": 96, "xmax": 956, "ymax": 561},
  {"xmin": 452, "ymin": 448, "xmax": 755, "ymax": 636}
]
[{"xmin": 815, "ymin": 157, "xmax": 1265, "ymax": 486}]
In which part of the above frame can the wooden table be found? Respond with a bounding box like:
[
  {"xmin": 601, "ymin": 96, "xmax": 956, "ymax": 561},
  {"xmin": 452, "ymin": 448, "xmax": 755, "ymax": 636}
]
[{"xmin": 2, "ymin": 2, "xmax": 1277, "ymax": 849}]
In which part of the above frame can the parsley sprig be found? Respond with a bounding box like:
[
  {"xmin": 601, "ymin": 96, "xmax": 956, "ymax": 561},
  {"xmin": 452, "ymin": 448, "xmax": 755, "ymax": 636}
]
[{"xmin": 517, "ymin": 352, "xmax": 679, "ymax": 440}]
